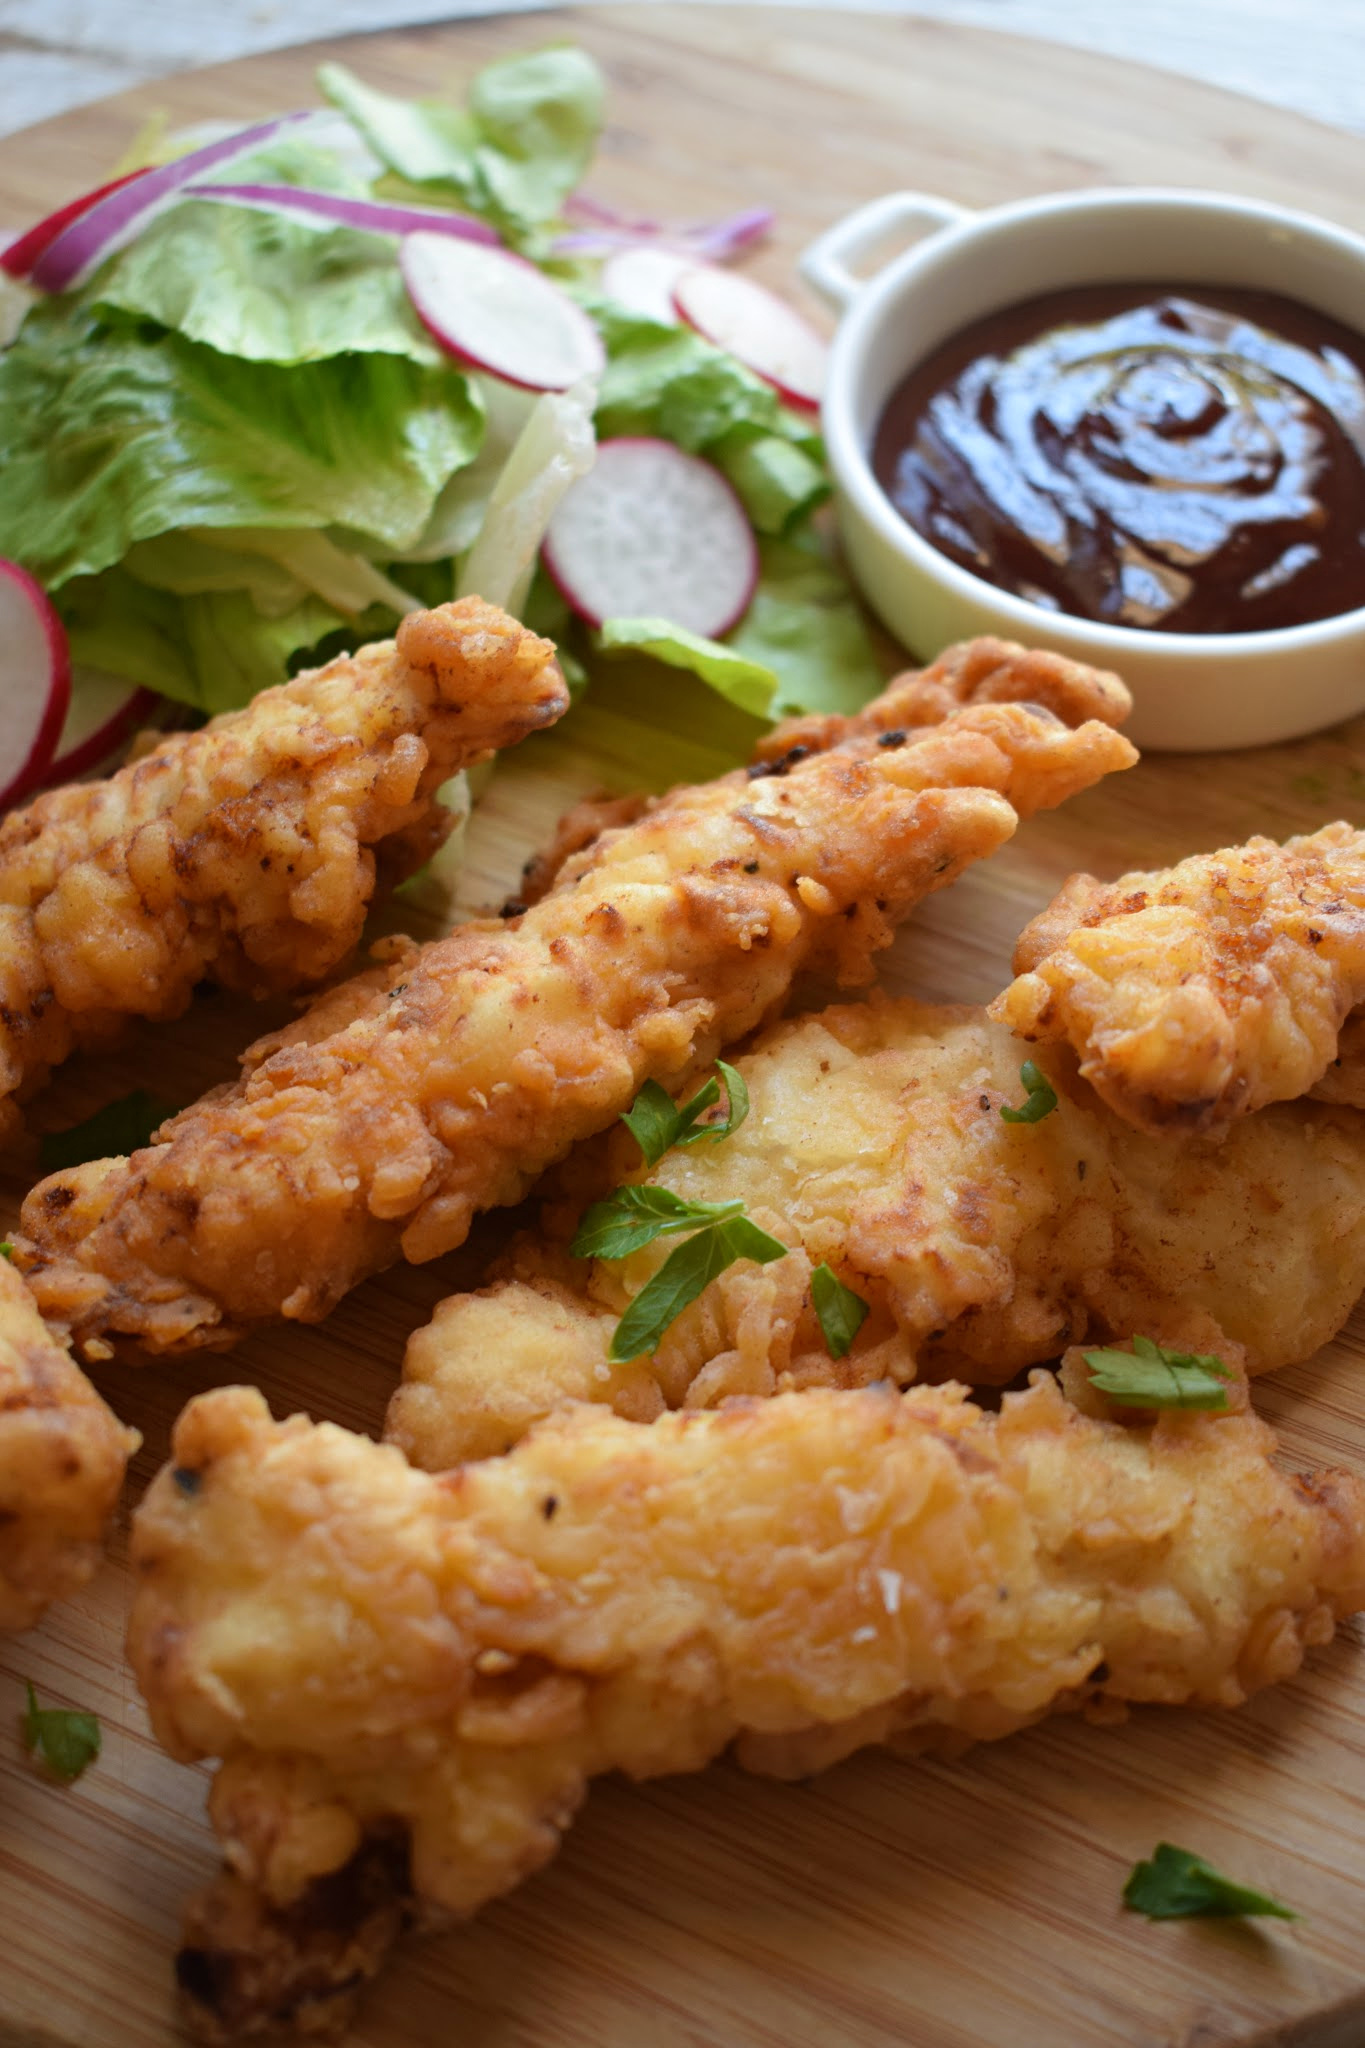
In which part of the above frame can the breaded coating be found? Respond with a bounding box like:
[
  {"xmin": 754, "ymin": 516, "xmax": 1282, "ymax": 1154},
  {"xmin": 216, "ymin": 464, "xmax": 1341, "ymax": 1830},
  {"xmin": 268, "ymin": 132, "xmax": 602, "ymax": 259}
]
[
  {"xmin": 0, "ymin": 1256, "xmax": 137, "ymax": 1630},
  {"xmin": 387, "ymin": 1000, "xmax": 1365, "ymax": 1467},
  {"xmin": 131, "ymin": 1371, "xmax": 1365, "ymax": 2040},
  {"xmin": 15, "ymin": 642, "xmax": 1136, "ymax": 1358},
  {"xmin": 0, "ymin": 598, "xmax": 566, "ymax": 1134},
  {"xmin": 992, "ymin": 823, "xmax": 1365, "ymax": 1133}
]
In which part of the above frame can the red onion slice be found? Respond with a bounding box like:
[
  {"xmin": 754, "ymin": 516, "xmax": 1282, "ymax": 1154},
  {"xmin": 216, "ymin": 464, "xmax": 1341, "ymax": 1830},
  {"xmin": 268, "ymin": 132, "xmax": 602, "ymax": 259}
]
[
  {"xmin": 29, "ymin": 111, "xmax": 316, "ymax": 293},
  {"xmin": 1, "ymin": 170, "xmax": 153, "ymax": 282},
  {"xmin": 555, "ymin": 195, "xmax": 774, "ymax": 261},
  {"xmin": 185, "ymin": 183, "xmax": 500, "ymax": 247}
]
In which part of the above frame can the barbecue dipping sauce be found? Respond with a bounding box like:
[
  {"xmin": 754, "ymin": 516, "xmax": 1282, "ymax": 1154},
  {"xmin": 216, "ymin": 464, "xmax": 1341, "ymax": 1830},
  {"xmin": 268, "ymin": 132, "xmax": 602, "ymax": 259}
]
[{"xmin": 872, "ymin": 284, "xmax": 1365, "ymax": 633}]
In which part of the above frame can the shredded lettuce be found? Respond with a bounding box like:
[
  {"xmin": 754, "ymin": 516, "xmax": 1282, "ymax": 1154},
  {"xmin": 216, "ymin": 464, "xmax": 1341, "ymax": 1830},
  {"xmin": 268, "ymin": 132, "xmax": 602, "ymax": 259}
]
[
  {"xmin": 0, "ymin": 298, "xmax": 482, "ymax": 587},
  {"xmin": 319, "ymin": 48, "xmax": 604, "ymax": 245}
]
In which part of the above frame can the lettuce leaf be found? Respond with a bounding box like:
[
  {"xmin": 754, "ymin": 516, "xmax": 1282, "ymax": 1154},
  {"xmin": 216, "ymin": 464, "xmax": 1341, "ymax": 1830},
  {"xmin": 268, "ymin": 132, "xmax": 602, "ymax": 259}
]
[
  {"xmin": 457, "ymin": 377, "xmax": 596, "ymax": 615},
  {"xmin": 319, "ymin": 47, "xmax": 604, "ymax": 243},
  {"xmin": 0, "ymin": 298, "xmax": 483, "ymax": 588},
  {"xmin": 728, "ymin": 533, "xmax": 884, "ymax": 716},
  {"xmin": 597, "ymin": 618, "xmax": 777, "ymax": 717},
  {"xmin": 591, "ymin": 300, "xmax": 826, "ymax": 533},
  {"xmin": 92, "ymin": 201, "xmax": 438, "ymax": 367}
]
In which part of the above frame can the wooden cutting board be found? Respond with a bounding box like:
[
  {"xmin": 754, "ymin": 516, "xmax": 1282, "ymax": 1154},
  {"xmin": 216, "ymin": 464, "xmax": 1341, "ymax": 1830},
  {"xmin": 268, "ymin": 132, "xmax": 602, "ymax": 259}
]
[{"xmin": 4, "ymin": 11, "xmax": 1365, "ymax": 2046}]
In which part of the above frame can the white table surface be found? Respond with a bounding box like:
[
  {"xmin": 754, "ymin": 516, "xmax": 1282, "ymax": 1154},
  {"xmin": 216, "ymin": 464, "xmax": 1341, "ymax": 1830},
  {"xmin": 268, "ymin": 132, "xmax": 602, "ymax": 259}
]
[{"xmin": 1, "ymin": 0, "xmax": 1363, "ymax": 142}]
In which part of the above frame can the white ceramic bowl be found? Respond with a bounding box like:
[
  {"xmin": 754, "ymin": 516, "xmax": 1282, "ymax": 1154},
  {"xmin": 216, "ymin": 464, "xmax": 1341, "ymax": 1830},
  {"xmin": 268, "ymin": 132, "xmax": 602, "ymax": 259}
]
[{"xmin": 801, "ymin": 187, "xmax": 1365, "ymax": 752}]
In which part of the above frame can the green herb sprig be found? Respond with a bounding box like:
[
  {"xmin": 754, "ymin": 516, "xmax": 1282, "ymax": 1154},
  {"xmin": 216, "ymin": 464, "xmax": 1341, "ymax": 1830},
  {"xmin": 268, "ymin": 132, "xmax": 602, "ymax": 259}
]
[
  {"xmin": 1123, "ymin": 1843, "xmax": 1297, "ymax": 1921},
  {"xmin": 22, "ymin": 1682, "xmax": 101, "ymax": 1784},
  {"xmin": 1083, "ymin": 1334, "xmax": 1233, "ymax": 1412},
  {"xmin": 999, "ymin": 1060, "xmax": 1058, "ymax": 1124},
  {"xmin": 572, "ymin": 1187, "xmax": 785, "ymax": 1361},
  {"xmin": 621, "ymin": 1061, "xmax": 749, "ymax": 1167},
  {"xmin": 811, "ymin": 1262, "xmax": 869, "ymax": 1359}
]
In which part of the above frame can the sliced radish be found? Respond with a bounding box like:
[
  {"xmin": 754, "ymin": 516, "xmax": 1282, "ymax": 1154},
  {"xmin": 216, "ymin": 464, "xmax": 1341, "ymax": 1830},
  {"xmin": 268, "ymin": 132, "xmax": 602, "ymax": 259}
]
[
  {"xmin": 600, "ymin": 247, "xmax": 693, "ymax": 326},
  {"xmin": 45, "ymin": 668, "xmax": 159, "ymax": 785},
  {"xmin": 186, "ymin": 183, "xmax": 499, "ymax": 247},
  {"xmin": 28, "ymin": 111, "xmax": 314, "ymax": 293},
  {"xmin": 673, "ymin": 264, "xmax": 827, "ymax": 413},
  {"xmin": 0, "ymin": 170, "xmax": 152, "ymax": 281},
  {"xmin": 0, "ymin": 563, "xmax": 72, "ymax": 808},
  {"xmin": 400, "ymin": 232, "xmax": 605, "ymax": 394},
  {"xmin": 543, "ymin": 438, "xmax": 757, "ymax": 636}
]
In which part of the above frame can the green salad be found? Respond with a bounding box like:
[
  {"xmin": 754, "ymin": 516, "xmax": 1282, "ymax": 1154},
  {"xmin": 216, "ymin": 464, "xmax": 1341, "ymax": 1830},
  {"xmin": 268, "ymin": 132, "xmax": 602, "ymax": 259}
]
[{"xmin": 0, "ymin": 45, "xmax": 881, "ymax": 785}]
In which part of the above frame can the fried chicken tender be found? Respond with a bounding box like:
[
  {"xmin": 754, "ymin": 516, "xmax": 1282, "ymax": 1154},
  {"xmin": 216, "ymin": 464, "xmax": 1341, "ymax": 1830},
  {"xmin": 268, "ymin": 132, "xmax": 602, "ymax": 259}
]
[
  {"xmin": 992, "ymin": 823, "xmax": 1365, "ymax": 1133},
  {"xmin": 0, "ymin": 1256, "xmax": 137, "ymax": 1630},
  {"xmin": 386, "ymin": 999, "xmax": 1365, "ymax": 1466},
  {"xmin": 131, "ymin": 1370, "xmax": 1365, "ymax": 2039},
  {"xmin": 15, "ymin": 641, "xmax": 1136, "ymax": 1358},
  {"xmin": 0, "ymin": 598, "xmax": 566, "ymax": 1134}
]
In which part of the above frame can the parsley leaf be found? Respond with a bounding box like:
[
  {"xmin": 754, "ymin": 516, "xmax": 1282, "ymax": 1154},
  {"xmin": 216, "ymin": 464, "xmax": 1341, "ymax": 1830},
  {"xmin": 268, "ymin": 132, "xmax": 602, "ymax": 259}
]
[
  {"xmin": 22, "ymin": 1681, "xmax": 101, "ymax": 1784},
  {"xmin": 811, "ymin": 1262, "xmax": 869, "ymax": 1358},
  {"xmin": 610, "ymin": 1212, "xmax": 786, "ymax": 1362},
  {"xmin": 620, "ymin": 1060, "xmax": 750, "ymax": 1166},
  {"xmin": 0, "ymin": 1241, "xmax": 11, "ymax": 1262},
  {"xmin": 39, "ymin": 1089, "xmax": 178, "ymax": 1173},
  {"xmin": 570, "ymin": 1186, "xmax": 746, "ymax": 1261},
  {"xmin": 1123, "ymin": 1843, "xmax": 1297, "ymax": 1921},
  {"xmin": 999, "ymin": 1059, "xmax": 1058, "ymax": 1124},
  {"xmin": 1083, "ymin": 1333, "xmax": 1233, "ymax": 1412}
]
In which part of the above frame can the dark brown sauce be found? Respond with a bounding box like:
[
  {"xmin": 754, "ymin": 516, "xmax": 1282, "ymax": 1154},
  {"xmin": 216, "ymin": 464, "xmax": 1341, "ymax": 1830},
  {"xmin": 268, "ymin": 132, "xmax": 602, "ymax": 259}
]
[{"xmin": 873, "ymin": 284, "xmax": 1365, "ymax": 633}]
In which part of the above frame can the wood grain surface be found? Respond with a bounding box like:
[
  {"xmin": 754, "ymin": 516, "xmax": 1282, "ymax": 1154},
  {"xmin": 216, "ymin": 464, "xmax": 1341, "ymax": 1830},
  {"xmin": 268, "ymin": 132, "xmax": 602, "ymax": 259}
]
[{"xmin": 3, "ymin": 11, "xmax": 1365, "ymax": 2047}]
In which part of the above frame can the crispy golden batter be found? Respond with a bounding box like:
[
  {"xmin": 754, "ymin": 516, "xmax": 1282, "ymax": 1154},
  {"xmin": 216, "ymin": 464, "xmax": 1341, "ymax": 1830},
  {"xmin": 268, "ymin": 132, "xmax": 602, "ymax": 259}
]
[
  {"xmin": 992, "ymin": 824, "xmax": 1365, "ymax": 1133},
  {"xmin": 0, "ymin": 1256, "xmax": 137, "ymax": 1630},
  {"xmin": 132, "ymin": 1370, "xmax": 1365, "ymax": 2039},
  {"xmin": 0, "ymin": 598, "xmax": 566, "ymax": 1133},
  {"xmin": 15, "ymin": 643, "xmax": 1135, "ymax": 1358},
  {"xmin": 387, "ymin": 1000, "xmax": 1365, "ymax": 1466}
]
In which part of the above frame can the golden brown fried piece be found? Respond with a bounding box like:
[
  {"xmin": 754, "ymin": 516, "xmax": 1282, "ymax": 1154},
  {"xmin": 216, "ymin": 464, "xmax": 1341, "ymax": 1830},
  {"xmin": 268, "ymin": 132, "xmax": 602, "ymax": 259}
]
[
  {"xmin": 387, "ymin": 999, "xmax": 1365, "ymax": 1466},
  {"xmin": 0, "ymin": 598, "xmax": 566, "ymax": 1133},
  {"xmin": 132, "ymin": 1368, "xmax": 1364, "ymax": 2039},
  {"xmin": 15, "ymin": 641, "xmax": 1136, "ymax": 1358},
  {"xmin": 992, "ymin": 823, "xmax": 1365, "ymax": 1133},
  {"xmin": 0, "ymin": 1256, "xmax": 136, "ymax": 1630}
]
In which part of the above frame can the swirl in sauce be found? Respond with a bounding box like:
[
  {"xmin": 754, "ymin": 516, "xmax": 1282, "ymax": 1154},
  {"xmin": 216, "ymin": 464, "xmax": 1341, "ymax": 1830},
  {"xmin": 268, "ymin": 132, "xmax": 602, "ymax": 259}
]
[{"xmin": 873, "ymin": 285, "xmax": 1365, "ymax": 633}]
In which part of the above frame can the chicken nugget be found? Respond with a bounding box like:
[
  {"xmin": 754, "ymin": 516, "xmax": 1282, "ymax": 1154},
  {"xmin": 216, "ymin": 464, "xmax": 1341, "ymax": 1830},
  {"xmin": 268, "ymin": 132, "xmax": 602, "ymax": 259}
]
[{"xmin": 992, "ymin": 823, "xmax": 1365, "ymax": 1132}]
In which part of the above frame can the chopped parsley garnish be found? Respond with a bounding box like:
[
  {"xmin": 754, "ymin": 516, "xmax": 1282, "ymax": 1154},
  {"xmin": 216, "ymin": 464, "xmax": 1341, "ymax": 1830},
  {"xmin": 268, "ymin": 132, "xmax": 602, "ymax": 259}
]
[
  {"xmin": 999, "ymin": 1059, "xmax": 1058, "ymax": 1124},
  {"xmin": 571, "ymin": 1185, "xmax": 786, "ymax": 1361},
  {"xmin": 39, "ymin": 1089, "xmax": 178, "ymax": 1172},
  {"xmin": 621, "ymin": 1060, "xmax": 749, "ymax": 1166},
  {"xmin": 0, "ymin": 1241, "xmax": 11, "ymax": 1262},
  {"xmin": 811, "ymin": 1262, "xmax": 869, "ymax": 1359},
  {"xmin": 1123, "ymin": 1843, "xmax": 1297, "ymax": 1921},
  {"xmin": 1083, "ymin": 1334, "xmax": 1233, "ymax": 1412},
  {"xmin": 22, "ymin": 1681, "xmax": 101, "ymax": 1784}
]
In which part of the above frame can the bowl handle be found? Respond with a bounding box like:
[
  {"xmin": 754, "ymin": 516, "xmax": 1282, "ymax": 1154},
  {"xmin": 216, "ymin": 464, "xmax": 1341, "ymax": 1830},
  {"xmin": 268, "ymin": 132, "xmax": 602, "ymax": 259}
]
[{"xmin": 800, "ymin": 191, "xmax": 971, "ymax": 312}]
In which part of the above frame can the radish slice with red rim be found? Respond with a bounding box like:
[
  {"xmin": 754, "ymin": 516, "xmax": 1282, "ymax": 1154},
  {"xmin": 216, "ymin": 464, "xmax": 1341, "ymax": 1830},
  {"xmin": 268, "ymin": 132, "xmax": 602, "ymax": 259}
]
[
  {"xmin": 46, "ymin": 669, "xmax": 159, "ymax": 785},
  {"xmin": 673, "ymin": 263, "xmax": 827, "ymax": 412},
  {"xmin": 186, "ymin": 183, "xmax": 499, "ymax": 247},
  {"xmin": 543, "ymin": 438, "xmax": 758, "ymax": 636},
  {"xmin": 0, "ymin": 562, "xmax": 72, "ymax": 808},
  {"xmin": 1, "ymin": 169, "xmax": 152, "ymax": 281},
  {"xmin": 600, "ymin": 247, "xmax": 693, "ymax": 326},
  {"xmin": 28, "ymin": 110, "xmax": 314, "ymax": 293},
  {"xmin": 400, "ymin": 233, "xmax": 605, "ymax": 393}
]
